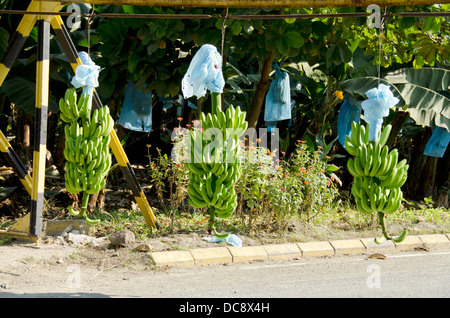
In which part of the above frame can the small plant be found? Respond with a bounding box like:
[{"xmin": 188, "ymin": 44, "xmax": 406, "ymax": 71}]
[
  {"xmin": 235, "ymin": 139, "xmax": 340, "ymax": 233},
  {"xmin": 147, "ymin": 136, "xmax": 189, "ymax": 231}
]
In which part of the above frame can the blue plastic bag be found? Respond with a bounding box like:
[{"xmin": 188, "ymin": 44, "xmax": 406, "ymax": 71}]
[
  {"xmin": 337, "ymin": 95, "xmax": 362, "ymax": 148},
  {"xmin": 71, "ymin": 51, "xmax": 100, "ymax": 96},
  {"xmin": 203, "ymin": 234, "xmax": 242, "ymax": 247},
  {"xmin": 181, "ymin": 44, "xmax": 225, "ymax": 99},
  {"xmin": 424, "ymin": 126, "xmax": 450, "ymax": 158},
  {"xmin": 117, "ymin": 81, "xmax": 153, "ymax": 132},
  {"xmin": 264, "ymin": 64, "xmax": 291, "ymax": 122},
  {"xmin": 265, "ymin": 121, "xmax": 277, "ymax": 133},
  {"xmin": 361, "ymin": 84, "xmax": 399, "ymax": 141}
]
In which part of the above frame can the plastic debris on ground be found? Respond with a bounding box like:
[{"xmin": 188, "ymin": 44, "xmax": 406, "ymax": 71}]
[
  {"xmin": 337, "ymin": 95, "xmax": 362, "ymax": 148},
  {"xmin": 117, "ymin": 81, "xmax": 153, "ymax": 132},
  {"xmin": 181, "ymin": 44, "xmax": 225, "ymax": 99},
  {"xmin": 203, "ymin": 234, "xmax": 242, "ymax": 247},
  {"xmin": 361, "ymin": 84, "xmax": 399, "ymax": 141},
  {"xmin": 71, "ymin": 51, "xmax": 100, "ymax": 96},
  {"xmin": 424, "ymin": 126, "xmax": 450, "ymax": 158},
  {"xmin": 264, "ymin": 64, "xmax": 292, "ymax": 122}
]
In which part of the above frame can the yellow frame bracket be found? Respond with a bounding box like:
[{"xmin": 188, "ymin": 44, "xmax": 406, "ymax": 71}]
[{"xmin": 0, "ymin": 1, "xmax": 158, "ymax": 240}]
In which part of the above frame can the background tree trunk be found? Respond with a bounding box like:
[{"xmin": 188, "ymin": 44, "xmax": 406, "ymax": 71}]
[
  {"xmin": 247, "ymin": 50, "xmax": 273, "ymax": 129},
  {"xmin": 386, "ymin": 111, "xmax": 410, "ymax": 148},
  {"xmin": 404, "ymin": 127, "xmax": 436, "ymax": 201}
]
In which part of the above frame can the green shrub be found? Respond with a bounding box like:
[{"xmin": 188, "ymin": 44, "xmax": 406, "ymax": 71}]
[{"xmin": 147, "ymin": 128, "xmax": 341, "ymax": 234}]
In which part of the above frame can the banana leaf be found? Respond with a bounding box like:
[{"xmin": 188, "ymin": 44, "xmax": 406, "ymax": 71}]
[
  {"xmin": 2, "ymin": 75, "xmax": 59, "ymax": 114},
  {"xmin": 383, "ymin": 68, "xmax": 450, "ymax": 92},
  {"xmin": 340, "ymin": 69, "xmax": 450, "ymax": 132}
]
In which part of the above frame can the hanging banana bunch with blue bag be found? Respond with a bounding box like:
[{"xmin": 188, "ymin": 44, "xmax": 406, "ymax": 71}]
[
  {"xmin": 344, "ymin": 84, "xmax": 408, "ymax": 244},
  {"xmin": 59, "ymin": 52, "xmax": 113, "ymax": 224},
  {"xmin": 181, "ymin": 44, "xmax": 247, "ymax": 238}
]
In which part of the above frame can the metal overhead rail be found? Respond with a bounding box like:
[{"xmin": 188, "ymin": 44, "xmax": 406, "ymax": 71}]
[
  {"xmin": 33, "ymin": 0, "xmax": 448, "ymax": 8},
  {"xmin": 2, "ymin": 9, "xmax": 450, "ymax": 19}
]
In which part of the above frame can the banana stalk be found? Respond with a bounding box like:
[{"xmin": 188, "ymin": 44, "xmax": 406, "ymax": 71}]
[{"xmin": 374, "ymin": 212, "xmax": 408, "ymax": 244}]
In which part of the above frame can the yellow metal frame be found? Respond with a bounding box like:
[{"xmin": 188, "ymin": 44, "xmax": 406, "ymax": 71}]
[
  {"xmin": 35, "ymin": 0, "xmax": 442, "ymax": 9},
  {"xmin": 0, "ymin": 1, "xmax": 157, "ymax": 241}
]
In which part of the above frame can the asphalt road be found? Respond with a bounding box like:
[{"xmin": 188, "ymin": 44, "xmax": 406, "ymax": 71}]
[
  {"xmin": 1, "ymin": 247, "xmax": 449, "ymax": 300},
  {"xmin": 135, "ymin": 248, "xmax": 450, "ymax": 298}
]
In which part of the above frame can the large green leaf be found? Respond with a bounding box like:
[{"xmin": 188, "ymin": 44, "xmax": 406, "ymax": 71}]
[
  {"xmin": 340, "ymin": 76, "xmax": 404, "ymax": 103},
  {"xmin": 396, "ymin": 83, "xmax": 450, "ymax": 131},
  {"xmin": 2, "ymin": 76, "xmax": 59, "ymax": 115},
  {"xmin": 340, "ymin": 70, "xmax": 450, "ymax": 132},
  {"xmin": 383, "ymin": 68, "xmax": 450, "ymax": 92}
]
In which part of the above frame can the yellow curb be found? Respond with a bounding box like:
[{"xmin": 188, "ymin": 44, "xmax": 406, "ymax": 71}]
[
  {"xmin": 263, "ymin": 243, "xmax": 302, "ymax": 260},
  {"xmin": 190, "ymin": 247, "xmax": 233, "ymax": 265},
  {"xmin": 150, "ymin": 250, "xmax": 194, "ymax": 267},
  {"xmin": 329, "ymin": 239, "xmax": 366, "ymax": 255},
  {"xmin": 148, "ymin": 234, "xmax": 450, "ymax": 268},
  {"xmin": 227, "ymin": 246, "xmax": 268, "ymax": 263},
  {"xmin": 393, "ymin": 235, "xmax": 424, "ymax": 250},
  {"xmin": 418, "ymin": 234, "xmax": 450, "ymax": 249},
  {"xmin": 297, "ymin": 241, "xmax": 334, "ymax": 257}
]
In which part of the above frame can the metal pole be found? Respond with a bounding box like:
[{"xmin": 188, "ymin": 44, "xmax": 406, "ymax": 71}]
[
  {"xmin": 30, "ymin": 15, "xmax": 50, "ymax": 237},
  {"xmin": 32, "ymin": 0, "xmax": 444, "ymax": 9}
]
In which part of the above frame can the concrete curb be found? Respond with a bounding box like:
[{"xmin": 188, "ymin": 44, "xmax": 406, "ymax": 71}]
[{"xmin": 149, "ymin": 233, "xmax": 450, "ymax": 268}]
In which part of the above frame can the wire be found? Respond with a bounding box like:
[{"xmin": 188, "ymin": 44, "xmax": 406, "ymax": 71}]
[{"xmin": 0, "ymin": 9, "xmax": 449, "ymax": 19}]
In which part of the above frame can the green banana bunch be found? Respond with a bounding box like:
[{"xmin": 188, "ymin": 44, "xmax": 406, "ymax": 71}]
[
  {"xmin": 186, "ymin": 101, "xmax": 247, "ymax": 238},
  {"xmin": 345, "ymin": 121, "xmax": 408, "ymax": 244},
  {"xmin": 59, "ymin": 88, "xmax": 89, "ymax": 123},
  {"xmin": 60, "ymin": 88, "xmax": 114, "ymax": 224}
]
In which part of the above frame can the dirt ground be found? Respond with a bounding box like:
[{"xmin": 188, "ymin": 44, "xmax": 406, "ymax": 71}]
[{"xmin": 0, "ymin": 217, "xmax": 448, "ymax": 297}]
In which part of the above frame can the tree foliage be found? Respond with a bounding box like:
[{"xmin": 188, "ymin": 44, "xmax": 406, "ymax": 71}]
[{"xmin": 0, "ymin": 2, "xmax": 449, "ymax": 202}]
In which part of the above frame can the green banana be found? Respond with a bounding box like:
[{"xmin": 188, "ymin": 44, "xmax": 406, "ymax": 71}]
[
  {"xmin": 347, "ymin": 158, "xmax": 362, "ymax": 178},
  {"xmin": 373, "ymin": 145, "xmax": 389, "ymax": 177},
  {"xmin": 344, "ymin": 135, "xmax": 358, "ymax": 156},
  {"xmin": 380, "ymin": 166, "xmax": 398, "ymax": 188},
  {"xmin": 353, "ymin": 156, "xmax": 365, "ymax": 176},
  {"xmin": 377, "ymin": 124, "xmax": 392, "ymax": 148},
  {"xmin": 350, "ymin": 121, "xmax": 361, "ymax": 147}
]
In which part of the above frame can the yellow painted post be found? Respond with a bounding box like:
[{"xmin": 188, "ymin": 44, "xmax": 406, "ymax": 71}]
[
  {"xmin": 0, "ymin": 1, "xmax": 62, "ymax": 238},
  {"xmin": 0, "ymin": 1, "xmax": 40, "ymax": 86},
  {"xmin": 0, "ymin": 130, "xmax": 33, "ymax": 196},
  {"xmin": 30, "ymin": 16, "xmax": 50, "ymax": 236},
  {"xmin": 29, "ymin": 1, "xmax": 63, "ymax": 236}
]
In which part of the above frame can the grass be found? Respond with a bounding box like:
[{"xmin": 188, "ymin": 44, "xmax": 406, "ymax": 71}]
[{"xmin": 86, "ymin": 197, "xmax": 450, "ymax": 246}]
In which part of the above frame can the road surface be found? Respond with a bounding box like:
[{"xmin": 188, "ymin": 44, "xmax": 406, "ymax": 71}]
[{"xmin": 1, "ymin": 245, "xmax": 449, "ymax": 300}]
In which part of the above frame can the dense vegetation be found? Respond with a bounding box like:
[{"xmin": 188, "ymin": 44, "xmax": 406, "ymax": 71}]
[{"xmin": 0, "ymin": 2, "xmax": 449, "ymax": 232}]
